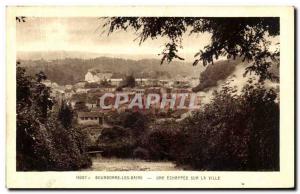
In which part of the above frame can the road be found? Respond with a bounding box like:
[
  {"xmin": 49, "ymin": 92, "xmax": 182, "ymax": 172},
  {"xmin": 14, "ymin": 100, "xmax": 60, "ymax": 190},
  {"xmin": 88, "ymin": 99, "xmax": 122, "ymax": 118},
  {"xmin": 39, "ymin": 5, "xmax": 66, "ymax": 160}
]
[{"xmin": 84, "ymin": 157, "xmax": 182, "ymax": 171}]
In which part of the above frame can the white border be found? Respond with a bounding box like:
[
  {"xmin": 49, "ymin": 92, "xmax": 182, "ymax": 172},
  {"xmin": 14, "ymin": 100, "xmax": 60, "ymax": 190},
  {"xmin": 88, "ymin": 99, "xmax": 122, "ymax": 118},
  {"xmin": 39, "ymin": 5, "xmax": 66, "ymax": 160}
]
[{"xmin": 6, "ymin": 6, "xmax": 295, "ymax": 189}]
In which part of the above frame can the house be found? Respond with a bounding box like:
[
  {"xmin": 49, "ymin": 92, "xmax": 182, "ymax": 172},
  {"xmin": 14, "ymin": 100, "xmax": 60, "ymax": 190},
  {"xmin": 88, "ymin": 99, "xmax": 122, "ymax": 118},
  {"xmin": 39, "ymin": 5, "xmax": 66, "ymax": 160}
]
[
  {"xmin": 77, "ymin": 111, "xmax": 103, "ymax": 125},
  {"xmin": 101, "ymin": 86, "xmax": 115, "ymax": 92},
  {"xmin": 86, "ymin": 102, "xmax": 98, "ymax": 110},
  {"xmin": 147, "ymin": 79, "xmax": 159, "ymax": 87},
  {"xmin": 70, "ymin": 93, "xmax": 87, "ymax": 108},
  {"xmin": 76, "ymin": 88, "xmax": 90, "ymax": 93},
  {"xmin": 109, "ymin": 78, "xmax": 123, "ymax": 86},
  {"xmin": 86, "ymin": 95, "xmax": 99, "ymax": 110},
  {"xmin": 42, "ymin": 80, "xmax": 60, "ymax": 88},
  {"xmin": 85, "ymin": 69, "xmax": 113, "ymax": 83},
  {"xmin": 135, "ymin": 78, "xmax": 148, "ymax": 86},
  {"xmin": 159, "ymin": 79, "xmax": 172, "ymax": 87},
  {"xmin": 133, "ymin": 88, "xmax": 145, "ymax": 95},
  {"xmin": 65, "ymin": 84, "xmax": 73, "ymax": 90}
]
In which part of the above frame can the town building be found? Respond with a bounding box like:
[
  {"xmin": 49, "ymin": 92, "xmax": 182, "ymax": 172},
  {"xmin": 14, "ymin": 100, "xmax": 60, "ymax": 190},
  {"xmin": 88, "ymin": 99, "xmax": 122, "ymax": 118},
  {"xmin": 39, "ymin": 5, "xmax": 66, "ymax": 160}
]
[
  {"xmin": 77, "ymin": 111, "xmax": 103, "ymax": 125},
  {"xmin": 85, "ymin": 69, "xmax": 113, "ymax": 83},
  {"xmin": 135, "ymin": 78, "xmax": 148, "ymax": 86},
  {"xmin": 65, "ymin": 84, "xmax": 73, "ymax": 90},
  {"xmin": 109, "ymin": 78, "xmax": 123, "ymax": 86}
]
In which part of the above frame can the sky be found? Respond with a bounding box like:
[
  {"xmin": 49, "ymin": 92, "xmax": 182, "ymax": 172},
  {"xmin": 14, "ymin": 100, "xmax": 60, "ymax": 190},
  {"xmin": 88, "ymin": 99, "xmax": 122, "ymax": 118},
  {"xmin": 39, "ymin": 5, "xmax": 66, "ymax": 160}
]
[{"xmin": 16, "ymin": 17, "xmax": 212, "ymax": 61}]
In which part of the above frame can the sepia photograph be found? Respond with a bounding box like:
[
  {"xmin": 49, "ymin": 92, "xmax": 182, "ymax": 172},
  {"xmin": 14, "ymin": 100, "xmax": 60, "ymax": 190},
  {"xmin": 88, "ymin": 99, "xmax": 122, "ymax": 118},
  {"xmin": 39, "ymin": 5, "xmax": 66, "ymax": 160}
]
[{"xmin": 6, "ymin": 6, "xmax": 294, "ymax": 188}]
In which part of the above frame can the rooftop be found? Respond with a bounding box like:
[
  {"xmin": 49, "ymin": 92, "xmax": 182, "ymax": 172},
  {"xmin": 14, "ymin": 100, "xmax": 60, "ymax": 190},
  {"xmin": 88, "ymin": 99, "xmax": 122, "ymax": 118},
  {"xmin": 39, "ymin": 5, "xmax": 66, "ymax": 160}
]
[{"xmin": 77, "ymin": 111, "xmax": 103, "ymax": 117}]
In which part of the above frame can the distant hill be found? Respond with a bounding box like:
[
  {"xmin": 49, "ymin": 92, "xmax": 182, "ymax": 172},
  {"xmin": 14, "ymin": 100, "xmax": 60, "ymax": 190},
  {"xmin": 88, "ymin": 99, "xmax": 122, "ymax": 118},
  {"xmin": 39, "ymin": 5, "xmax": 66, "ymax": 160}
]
[
  {"xmin": 18, "ymin": 55, "xmax": 203, "ymax": 85},
  {"xmin": 17, "ymin": 51, "xmax": 161, "ymax": 61}
]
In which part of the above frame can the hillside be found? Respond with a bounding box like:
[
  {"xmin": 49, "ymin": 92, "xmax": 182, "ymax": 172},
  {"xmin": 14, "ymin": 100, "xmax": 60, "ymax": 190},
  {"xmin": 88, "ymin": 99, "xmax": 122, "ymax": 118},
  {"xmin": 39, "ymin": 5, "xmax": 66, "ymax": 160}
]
[
  {"xmin": 192, "ymin": 58, "xmax": 242, "ymax": 92},
  {"xmin": 192, "ymin": 58, "xmax": 279, "ymax": 92},
  {"xmin": 18, "ymin": 56, "xmax": 203, "ymax": 85}
]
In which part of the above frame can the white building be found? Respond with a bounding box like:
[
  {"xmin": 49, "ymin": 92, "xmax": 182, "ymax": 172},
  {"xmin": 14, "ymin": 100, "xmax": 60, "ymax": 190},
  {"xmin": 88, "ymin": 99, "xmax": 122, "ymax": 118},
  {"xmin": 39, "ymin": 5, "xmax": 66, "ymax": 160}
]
[
  {"xmin": 77, "ymin": 112, "xmax": 103, "ymax": 125},
  {"xmin": 109, "ymin": 78, "xmax": 123, "ymax": 86},
  {"xmin": 85, "ymin": 69, "xmax": 113, "ymax": 83},
  {"xmin": 135, "ymin": 78, "xmax": 148, "ymax": 86},
  {"xmin": 65, "ymin": 85, "xmax": 73, "ymax": 90},
  {"xmin": 42, "ymin": 79, "xmax": 59, "ymax": 89},
  {"xmin": 76, "ymin": 88, "xmax": 90, "ymax": 93}
]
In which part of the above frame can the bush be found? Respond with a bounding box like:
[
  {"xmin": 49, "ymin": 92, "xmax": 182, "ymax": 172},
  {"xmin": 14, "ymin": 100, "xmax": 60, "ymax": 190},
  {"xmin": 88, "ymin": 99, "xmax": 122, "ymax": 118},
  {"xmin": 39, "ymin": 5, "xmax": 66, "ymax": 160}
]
[
  {"xmin": 96, "ymin": 111, "xmax": 158, "ymax": 159},
  {"xmin": 46, "ymin": 120, "xmax": 92, "ymax": 170},
  {"xmin": 16, "ymin": 67, "xmax": 91, "ymax": 171},
  {"xmin": 141, "ymin": 120, "xmax": 183, "ymax": 161},
  {"xmin": 176, "ymin": 81, "xmax": 279, "ymax": 171},
  {"xmin": 98, "ymin": 126, "xmax": 137, "ymax": 158},
  {"xmin": 133, "ymin": 147, "xmax": 150, "ymax": 160}
]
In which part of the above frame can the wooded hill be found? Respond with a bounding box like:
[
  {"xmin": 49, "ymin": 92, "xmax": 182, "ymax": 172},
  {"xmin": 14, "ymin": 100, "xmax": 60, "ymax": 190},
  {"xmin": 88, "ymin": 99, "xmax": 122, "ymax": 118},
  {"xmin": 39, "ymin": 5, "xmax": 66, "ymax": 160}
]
[{"xmin": 18, "ymin": 55, "xmax": 202, "ymax": 85}]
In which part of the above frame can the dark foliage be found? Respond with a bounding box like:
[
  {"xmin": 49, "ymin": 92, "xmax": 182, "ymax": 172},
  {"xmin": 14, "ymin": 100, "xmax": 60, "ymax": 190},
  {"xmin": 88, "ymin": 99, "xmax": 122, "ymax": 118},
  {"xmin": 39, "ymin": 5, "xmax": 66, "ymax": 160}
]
[
  {"xmin": 192, "ymin": 58, "xmax": 241, "ymax": 92},
  {"xmin": 176, "ymin": 81, "xmax": 279, "ymax": 171},
  {"xmin": 117, "ymin": 75, "xmax": 136, "ymax": 91},
  {"xmin": 58, "ymin": 100, "xmax": 74, "ymax": 129},
  {"xmin": 124, "ymin": 75, "xmax": 136, "ymax": 88},
  {"xmin": 98, "ymin": 126, "xmax": 136, "ymax": 158},
  {"xmin": 97, "ymin": 111, "xmax": 149, "ymax": 158},
  {"xmin": 93, "ymin": 81, "xmax": 279, "ymax": 171},
  {"xmin": 141, "ymin": 121, "xmax": 183, "ymax": 161},
  {"xmin": 103, "ymin": 17, "xmax": 280, "ymax": 90},
  {"xmin": 85, "ymin": 82, "xmax": 101, "ymax": 88},
  {"xmin": 17, "ymin": 66, "xmax": 91, "ymax": 171},
  {"xmin": 133, "ymin": 147, "xmax": 150, "ymax": 160}
]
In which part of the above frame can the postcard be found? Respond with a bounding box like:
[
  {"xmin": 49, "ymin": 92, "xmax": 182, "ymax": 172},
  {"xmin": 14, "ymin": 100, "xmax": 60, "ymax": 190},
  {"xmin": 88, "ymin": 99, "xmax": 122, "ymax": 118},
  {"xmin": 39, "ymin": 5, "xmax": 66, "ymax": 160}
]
[{"xmin": 6, "ymin": 6, "xmax": 295, "ymax": 189}]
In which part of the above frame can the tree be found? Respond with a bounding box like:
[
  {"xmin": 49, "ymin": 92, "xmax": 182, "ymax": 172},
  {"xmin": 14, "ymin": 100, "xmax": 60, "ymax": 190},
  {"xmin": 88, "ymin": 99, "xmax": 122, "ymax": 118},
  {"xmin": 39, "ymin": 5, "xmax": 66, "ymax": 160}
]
[
  {"xmin": 103, "ymin": 17, "xmax": 279, "ymax": 91},
  {"xmin": 117, "ymin": 75, "xmax": 136, "ymax": 90},
  {"xmin": 124, "ymin": 75, "xmax": 136, "ymax": 88},
  {"xmin": 16, "ymin": 66, "xmax": 54, "ymax": 170},
  {"xmin": 58, "ymin": 100, "xmax": 74, "ymax": 129},
  {"xmin": 175, "ymin": 81, "xmax": 279, "ymax": 170},
  {"xmin": 17, "ymin": 66, "xmax": 53, "ymax": 122},
  {"xmin": 15, "ymin": 16, "xmax": 92, "ymax": 171},
  {"xmin": 16, "ymin": 66, "xmax": 91, "ymax": 171}
]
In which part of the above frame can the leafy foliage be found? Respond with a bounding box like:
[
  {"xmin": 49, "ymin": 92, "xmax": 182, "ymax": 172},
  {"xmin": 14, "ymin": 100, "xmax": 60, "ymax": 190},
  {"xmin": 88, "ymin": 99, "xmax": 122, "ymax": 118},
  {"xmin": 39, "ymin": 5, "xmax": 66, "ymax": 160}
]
[
  {"xmin": 141, "ymin": 121, "xmax": 183, "ymax": 161},
  {"xmin": 58, "ymin": 100, "xmax": 74, "ymax": 129},
  {"xmin": 98, "ymin": 125, "xmax": 136, "ymax": 158},
  {"xmin": 117, "ymin": 75, "xmax": 136, "ymax": 91},
  {"xmin": 176, "ymin": 81, "xmax": 279, "ymax": 170},
  {"xmin": 97, "ymin": 111, "xmax": 149, "ymax": 158},
  {"xmin": 103, "ymin": 17, "xmax": 280, "ymax": 89},
  {"xmin": 17, "ymin": 66, "xmax": 91, "ymax": 171},
  {"xmin": 16, "ymin": 16, "xmax": 26, "ymax": 22}
]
